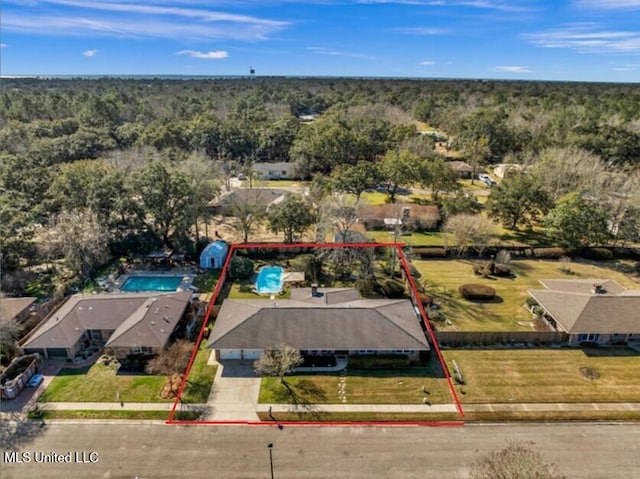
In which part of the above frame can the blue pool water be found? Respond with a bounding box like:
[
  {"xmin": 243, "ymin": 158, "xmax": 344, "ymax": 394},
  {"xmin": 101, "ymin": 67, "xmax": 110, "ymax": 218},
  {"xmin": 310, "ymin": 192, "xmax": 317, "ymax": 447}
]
[
  {"xmin": 255, "ymin": 266, "xmax": 284, "ymax": 294},
  {"xmin": 120, "ymin": 276, "xmax": 183, "ymax": 292}
]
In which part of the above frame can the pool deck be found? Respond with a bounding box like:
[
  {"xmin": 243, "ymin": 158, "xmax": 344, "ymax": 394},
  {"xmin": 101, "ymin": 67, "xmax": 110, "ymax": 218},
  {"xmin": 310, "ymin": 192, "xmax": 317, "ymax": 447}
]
[{"xmin": 103, "ymin": 270, "xmax": 197, "ymax": 293}]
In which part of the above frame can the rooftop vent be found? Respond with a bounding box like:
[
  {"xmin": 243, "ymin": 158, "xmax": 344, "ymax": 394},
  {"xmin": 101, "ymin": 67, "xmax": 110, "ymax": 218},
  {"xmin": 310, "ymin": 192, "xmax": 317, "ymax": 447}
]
[{"xmin": 311, "ymin": 283, "xmax": 319, "ymax": 297}]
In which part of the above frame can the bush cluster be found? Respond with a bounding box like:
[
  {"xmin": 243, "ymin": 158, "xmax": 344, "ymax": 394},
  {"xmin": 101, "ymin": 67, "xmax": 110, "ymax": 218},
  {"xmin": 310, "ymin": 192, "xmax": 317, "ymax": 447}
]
[
  {"xmin": 348, "ymin": 354, "xmax": 410, "ymax": 369},
  {"xmin": 458, "ymin": 283, "xmax": 497, "ymax": 300},
  {"xmin": 412, "ymin": 247, "xmax": 447, "ymax": 258},
  {"xmin": 379, "ymin": 279, "xmax": 405, "ymax": 298},
  {"xmin": 532, "ymin": 247, "xmax": 569, "ymax": 259},
  {"xmin": 582, "ymin": 247, "xmax": 614, "ymax": 261}
]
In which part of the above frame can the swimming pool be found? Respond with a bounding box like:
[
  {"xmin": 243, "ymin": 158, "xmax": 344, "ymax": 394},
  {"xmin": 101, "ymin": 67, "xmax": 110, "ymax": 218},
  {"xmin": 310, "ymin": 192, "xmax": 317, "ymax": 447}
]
[
  {"xmin": 255, "ymin": 266, "xmax": 284, "ymax": 294},
  {"xmin": 120, "ymin": 275, "xmax": 184, "ymax": 292}
]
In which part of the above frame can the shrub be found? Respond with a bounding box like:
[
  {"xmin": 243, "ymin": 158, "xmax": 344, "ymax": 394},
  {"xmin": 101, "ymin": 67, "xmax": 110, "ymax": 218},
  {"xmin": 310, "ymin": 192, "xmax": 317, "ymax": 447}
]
[
  {"xmin": 472, "ymin": 263, "xmax": 484, "ymax": 275},
  {"xmin": 582, "ymin": 247, "xmax": 614, "ymax": 261},
  {"xmin": 348, "ymin": 354, "xmax": 410, "ymax": 369},
  {"xmin": 228, "ymin": 256, "xmax": 254, "ymax": 280},
  {"xmin": 419, "ymin": 294, "xmax": 434, "ymax": 307},
  {"xmin": 412, "ymin": 247, "xmax": 447, "ymax": 258},
  {"xmin": 380, "ymin": 279, "xmax": 405, "ymax": 298},
  {"xmin": 532, "ymin": 247, "xmax": 569, "ymax": 259},
  {"xmin": 408, "ymin": 263, "xmax": 421, "ymax": 279},
  {"xmin": 458, "ymin": 283, "xmax": 497, "ymax": 300},
  {"xmin": 355, "ymin": 277, "xmax": 379, "ymax": 297}
]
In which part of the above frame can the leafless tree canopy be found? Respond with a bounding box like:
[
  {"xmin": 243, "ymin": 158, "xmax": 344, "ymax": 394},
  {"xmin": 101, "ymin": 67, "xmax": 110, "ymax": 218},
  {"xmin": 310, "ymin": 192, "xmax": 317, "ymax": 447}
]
[
  {"xmin": 145, "ymin": 339, "xmax": 194, "ymax": 376},
  {"xmin": 254, "ymin": 344, "xmax": 303, "ymax": 384},
  {"xmin": 445, "ymin": 214, "xmax": 497, "ymax": 256}
]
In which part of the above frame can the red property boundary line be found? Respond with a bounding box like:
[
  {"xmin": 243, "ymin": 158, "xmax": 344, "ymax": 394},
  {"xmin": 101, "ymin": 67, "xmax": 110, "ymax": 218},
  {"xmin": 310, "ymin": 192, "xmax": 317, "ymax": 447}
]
[{"xmin": 167, "ymin": 241, "xmax": 464, "ymax": 426}]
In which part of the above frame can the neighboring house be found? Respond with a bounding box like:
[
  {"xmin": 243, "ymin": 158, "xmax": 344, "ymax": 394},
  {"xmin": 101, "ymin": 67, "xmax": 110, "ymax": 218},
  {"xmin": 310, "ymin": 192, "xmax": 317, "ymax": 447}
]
[
  {"xmin": 207, "ymin": 287, "xmax": 430, "ymax": 361},
  {"xmin": 200, "ymin": 240, "xmax": 230, "ymax": 269},
  {"xmin": 528, "ymin": 279, "xmax": 640, "ymax": 346},
  {"xmin": 358, "ymin": 203, "xmax": 441, "ymax": 231},
  {"xmin": 447, "ymin": 160, "xmax": 474, "ymax": 179},
  {"xmin": 493, "ymin": 163, "xmax": 525, "ymax": 179},
  {"xmin": 20, "ymin": 292, "xmax": 192, "ymax": 360},
  {"xmin": 0, "ymin": 296, "xmax": 37, "ymax": 325},
  {"xmin": 207, "ymin": 188, "xmax": 289, "ymax": 216},
  {"xmin": 251, "ymin": 162, "xmax": 299, "ymax": 180}
]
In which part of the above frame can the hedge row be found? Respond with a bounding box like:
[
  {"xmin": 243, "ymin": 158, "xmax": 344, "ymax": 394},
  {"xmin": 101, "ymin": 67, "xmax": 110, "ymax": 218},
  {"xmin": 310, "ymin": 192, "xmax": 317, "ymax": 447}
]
[
  {"xmin": 348, "ymin": 354, "xmax": 411, "ymax": 369},
  {"xmin": 459, "ymin": 284, "xmax": 497, "ymax": 300}
]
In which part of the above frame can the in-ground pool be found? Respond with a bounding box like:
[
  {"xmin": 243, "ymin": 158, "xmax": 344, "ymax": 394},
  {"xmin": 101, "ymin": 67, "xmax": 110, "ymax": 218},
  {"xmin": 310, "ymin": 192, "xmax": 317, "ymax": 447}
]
[
  {"xmin": 255, "ymin": 266, "xmax": 284, "ymax": 294},
  {"xmin": 120, "ymin": 275, "xmax": 184, "ymax": 292}
]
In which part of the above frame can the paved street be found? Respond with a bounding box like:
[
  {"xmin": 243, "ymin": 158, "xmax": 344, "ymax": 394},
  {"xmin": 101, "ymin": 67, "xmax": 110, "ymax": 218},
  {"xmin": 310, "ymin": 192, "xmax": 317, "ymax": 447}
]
[{"xmin": 2, "ymin": 422, "xmax": 639, "ymax": 478}]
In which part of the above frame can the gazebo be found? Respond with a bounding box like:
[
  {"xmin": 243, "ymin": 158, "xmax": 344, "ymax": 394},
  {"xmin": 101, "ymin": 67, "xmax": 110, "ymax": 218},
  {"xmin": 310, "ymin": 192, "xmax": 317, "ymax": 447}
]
[{"xmin": 199, "ymin": 240, "xmax": 229, "ymax": 269}]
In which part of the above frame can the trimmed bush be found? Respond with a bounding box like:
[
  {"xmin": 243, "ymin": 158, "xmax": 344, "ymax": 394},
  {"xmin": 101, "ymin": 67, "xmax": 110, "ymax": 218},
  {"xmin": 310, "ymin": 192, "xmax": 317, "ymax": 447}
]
[
  {"xmin": 228, "ymin": 256, "xmax": 254, "ymax": 280},
  {"xmin": 419, "ymin": 294, "xmax": 434, "ymax": 307},
  {"xmin": 532, "ymin": 247, "xmax": 569, "ymax": 259},
  {"xmin": 582, "ymin": 247, "xmax": 614, "ymax": 261},
  {"xmin": 408, "ymin": 263, "xmax": 422, "ymax": 279},
  {"xmin": 412, "ymin": 247, "xmax": 447, "ymax": 258},
  {"xmin": 355, "ymin": 277, "xmax": 379, "ymax": 297},
  {"xmin": 380, "ymin": 279, "xmax": 405, "ymax": 298},
  {"xmin": 458, "ymin": 283, "xmax": 497, "ymax": 300},
  {"xmin": 348, "ymin": 354, "xmax": 410, "ymax": 369}
]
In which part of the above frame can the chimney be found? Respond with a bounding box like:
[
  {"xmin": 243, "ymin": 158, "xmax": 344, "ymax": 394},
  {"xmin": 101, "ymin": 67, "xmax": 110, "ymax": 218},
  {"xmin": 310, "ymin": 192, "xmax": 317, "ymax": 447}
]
[
  {"xmin": 592, "ymin": 284, "xmax": 604, "ymax": 294},
  {"xmin": 311, "ymin": 283, "xmax": 318, "ymax": 297},
  {"xmin": 402, "ymin": 206, "xmax": 411, "ymax": 219}
]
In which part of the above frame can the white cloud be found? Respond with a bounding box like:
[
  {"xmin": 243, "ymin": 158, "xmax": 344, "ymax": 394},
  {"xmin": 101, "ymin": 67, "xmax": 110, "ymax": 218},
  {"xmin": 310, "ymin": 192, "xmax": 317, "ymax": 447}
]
[
  {"xmin": 83, "ymin": 49, "xmax": 98, "ymax": 57},
  {"xmin": 577, "ymin": 0, "xmax": 640, "ymax": 9},
  {"xmin": 306, "ymin": 46, "xmax": 375, "ymax": 60},
  {"xmin": 0, "ymin": 43, "xmax": 7, "ymax": 48},
  {"xmin": 396, "ymin": 27, "xmax": 448, "ymax": 35},
  {"xmin": 419, "ymin": 60, "xmax": 436, "ymax": 65},
  {"xmin": 525, "ymin": 24, "xmax": 640, "ymax": 54},
  {"xmin": 493, "ymin": 65, "xmax": 533, "ymax": 73},
  {"xmin": 177, "ymin": 49, "xmax": 228, "ymax": 59},
  {"xmin": 2, "ymin": 1, "xmax": 288, "ymax": 41}
]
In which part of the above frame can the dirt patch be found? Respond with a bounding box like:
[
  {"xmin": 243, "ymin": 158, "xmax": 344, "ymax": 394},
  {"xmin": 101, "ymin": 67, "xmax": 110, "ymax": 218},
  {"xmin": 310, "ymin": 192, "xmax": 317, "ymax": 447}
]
[{"xmin": 580, "ymin": 366, "xmax": 600, "ymax": 380}]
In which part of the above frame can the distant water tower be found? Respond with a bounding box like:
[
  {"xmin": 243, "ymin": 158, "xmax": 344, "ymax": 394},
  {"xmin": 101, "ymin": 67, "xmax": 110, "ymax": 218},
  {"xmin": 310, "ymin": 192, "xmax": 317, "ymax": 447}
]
[{"xmin": 249, "ymin": 66, "xmax": 255, "ymax": 79}]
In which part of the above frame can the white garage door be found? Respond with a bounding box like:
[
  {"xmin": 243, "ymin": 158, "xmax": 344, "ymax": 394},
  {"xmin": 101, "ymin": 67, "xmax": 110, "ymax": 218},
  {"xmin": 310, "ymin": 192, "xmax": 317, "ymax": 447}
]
[
  {"xmin": 242, "ymin": 349, "xmax": 262, "ymax": 360},
  {"xmin": 220, "ymin": 349, "xmax": 242, "ymax": 360},
  {"xmin": 220, "ymin": 349, "xmax": 262, "ymax": 360}
]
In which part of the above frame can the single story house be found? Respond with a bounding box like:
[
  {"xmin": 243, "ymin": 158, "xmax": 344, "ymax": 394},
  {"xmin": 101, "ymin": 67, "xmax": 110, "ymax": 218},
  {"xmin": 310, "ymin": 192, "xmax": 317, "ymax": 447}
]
[
  {"xmin": 0, "ymin": 296, "xmax": 37, "ymax": 325},
  {"xmin": 200, "ymin": 240, "xmax": 229, "ymax": 269},
  {"xmin": 528, "ymin": 279, "xmax": 640, "ymax": 346},
  {"xmin": 357, "ymin": 203, "xmax": 441, "ymax": 231},
  {"xmin": 207, "ymin": 188, "xmax": 289, "ymax": 216},
  {"xmin": 20, "ymin": 292, "xmax": 192, "ymax": 360},
  {"xmin": 447, "ymin": 160, "xmax": 474, "ymax": 179},
  {"xmin": 251, "ymin": 162, "xmax": 300, "ymax": 180},
  {"xmin": 207, "ymin": 287, "xmax": 430, "ymax": 361}
]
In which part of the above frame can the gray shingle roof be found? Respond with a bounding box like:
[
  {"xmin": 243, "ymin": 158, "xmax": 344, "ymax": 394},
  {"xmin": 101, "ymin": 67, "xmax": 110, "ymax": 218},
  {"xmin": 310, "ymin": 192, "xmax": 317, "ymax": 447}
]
[
  {"xmin": 528, "ymin": 279, "xmax": 640, "ymax": 334},
  {"xmin": 207, "ymin": 288, "xmax": 429, "ymax": 351},
  {"xmin": 20, "ymin": 292, "xmax": 191, "ymax": 350},
  {"xmin": 0, "ymin": 297, "xmax": 37, "ymax": 324}
]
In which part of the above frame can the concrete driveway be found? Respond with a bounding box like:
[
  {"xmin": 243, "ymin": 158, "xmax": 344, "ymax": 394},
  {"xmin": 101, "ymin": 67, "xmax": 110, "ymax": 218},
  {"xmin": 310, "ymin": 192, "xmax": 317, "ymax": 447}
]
[{"xmin": 206, "ymin": 359, "xmax": 261, "ymax": 421}]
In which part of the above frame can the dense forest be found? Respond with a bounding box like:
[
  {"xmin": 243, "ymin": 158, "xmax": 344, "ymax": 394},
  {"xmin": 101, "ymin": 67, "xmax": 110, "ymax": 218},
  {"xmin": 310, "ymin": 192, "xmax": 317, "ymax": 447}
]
[{"xmin": 1, "ymin": 77, "xmax": 639, "ymax": 297}]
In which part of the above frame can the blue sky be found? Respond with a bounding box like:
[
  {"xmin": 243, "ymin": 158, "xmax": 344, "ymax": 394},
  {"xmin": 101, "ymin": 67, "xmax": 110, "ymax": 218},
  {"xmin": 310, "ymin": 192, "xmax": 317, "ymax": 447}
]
[{"xmin": 1, "ymin": 0, "xmax": 639, "ymax": 81}]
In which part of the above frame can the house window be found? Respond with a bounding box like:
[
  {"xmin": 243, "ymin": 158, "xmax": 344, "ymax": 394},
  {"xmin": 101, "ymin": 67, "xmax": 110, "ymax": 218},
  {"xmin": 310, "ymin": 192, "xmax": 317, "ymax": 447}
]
[
  {"xmin": 578, "ymin": 333, "xmax": 600, "ymax": 342},
  {"xmin": 281, "ymin": 170, "xmax": 287, "ymax": 175}
]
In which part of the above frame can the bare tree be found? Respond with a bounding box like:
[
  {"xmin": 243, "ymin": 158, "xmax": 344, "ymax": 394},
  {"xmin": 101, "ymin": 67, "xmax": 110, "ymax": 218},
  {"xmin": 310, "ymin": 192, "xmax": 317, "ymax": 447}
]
[
  {"xmin": 254, "ymin": 344, "xmax": 303, "ymax": 388},
  {"xmin": 445, "ymin": 214, "xmax": 497, "ymax": 256},
  {"xmin": 471, "ymin": 441, "xmax": 563, "ymax": 479},
  {"xmin": 0, "ymin": 319, "xmax": 23, "ymax": 364},
  {"xmin": 229, "ymin": 190, "xmax": 268, "ymax": 243},
  {"xmin": 40, "ymin": 210, "xmax": 110, "ymax": 281},
  {"xmin": 327, "ymin": 195, "xmax": 360, "ymax": 243},
  {"xmin": 145, "ymin": 340, "xmax": 193, "ymax": 376}
]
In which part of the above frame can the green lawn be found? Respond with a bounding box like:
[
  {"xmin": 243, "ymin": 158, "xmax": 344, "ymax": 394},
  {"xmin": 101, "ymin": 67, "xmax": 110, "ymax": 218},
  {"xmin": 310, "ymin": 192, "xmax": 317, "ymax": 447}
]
[
  {"xmin": 442, "ymin": 348, "xmax": 640, "ymax": 403},
  {"xmin": 180, "ymin": 345, "xmax": 217, "ymax": 404},
  {"xmin": 259, "ymin": 362, "xmax": 451, "ymax": 405},
  {"xmin": 38, "ymin": 363, "xmax": 170, "ymax": 403},
  {"xmin": 366, "ymin": 230, "xmax": 450, "ymax": 246},
  {"xmin": 413, "ymin": 258, "xmax": 638, "ymax": 331}
]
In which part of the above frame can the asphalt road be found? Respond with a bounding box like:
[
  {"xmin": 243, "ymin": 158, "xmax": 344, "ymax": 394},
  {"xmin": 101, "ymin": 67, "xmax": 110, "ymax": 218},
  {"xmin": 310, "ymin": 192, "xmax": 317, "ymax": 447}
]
[{"xmin": 2, "ymin": 422, "xmax": 639, "ymax": 479}]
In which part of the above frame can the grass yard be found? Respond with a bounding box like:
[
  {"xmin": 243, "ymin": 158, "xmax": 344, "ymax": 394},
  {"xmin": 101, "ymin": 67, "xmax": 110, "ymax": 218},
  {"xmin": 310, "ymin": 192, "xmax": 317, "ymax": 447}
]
[
  {"xmin": 38, "ymin": 363, "xmax": 170, "ymax": 403},
  {"xmin": 259, "ymin": 362, "xmax": 452, "ymax": 405},
  {"xmin": 442, "ymin": 348, "xmax": 640, "ymax": 403},
  {"xmin": 180, "ymin": 344, "xmax": 217, "ymax": 404},
  {"xmin": 414, "ymin": 258, "xmax": 638, "ymax": 331},
  {"xmin": 366, "ymin": 230, "xmax": 450, "ymax": 246},
  {"xmin": 258, "ymin": 411, "xmax": 462, "ymax": 422},
  {"xmin": 31, "ymin": 410, "xmax": 201, "ymax": 420}
]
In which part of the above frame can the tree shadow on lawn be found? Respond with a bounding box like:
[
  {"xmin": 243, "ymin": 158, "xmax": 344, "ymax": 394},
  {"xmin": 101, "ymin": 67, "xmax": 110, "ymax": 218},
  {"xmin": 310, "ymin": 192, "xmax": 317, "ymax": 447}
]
[
  {"xmin": 278, "ymin": 380, "xmax": 327, "ymax": 420},
  {"xmin": 56, "ymin": 366, "xmax": 91, "ymax": 377},
  {"xmin": 436, "ymin": 295, "xmax": 506, "ymax": 326}
]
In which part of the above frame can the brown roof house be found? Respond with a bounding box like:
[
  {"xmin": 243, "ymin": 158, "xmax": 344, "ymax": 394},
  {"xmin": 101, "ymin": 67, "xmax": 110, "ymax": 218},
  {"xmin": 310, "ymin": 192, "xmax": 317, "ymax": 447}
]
[
  {"xmin": 207, "ymin": 287, "xmax": 430, "ymax": 361},
  {"xmin": 20, "ymin": 292, "xmax": 192, "ymax": 360},
  {"xmin": 358, "ymin": 203, "xmax": 441, "ymax": 232},
  {"xmin": 448, "ymin": 160, "xmax": 474, "ymax": 179},
  {"xmin": 528, "ymin": 279, "xmax": 640, "ymax": 346},
  {"xmin": 0, "ymin": 296, "xmax": 37, "ymax": 326}
]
